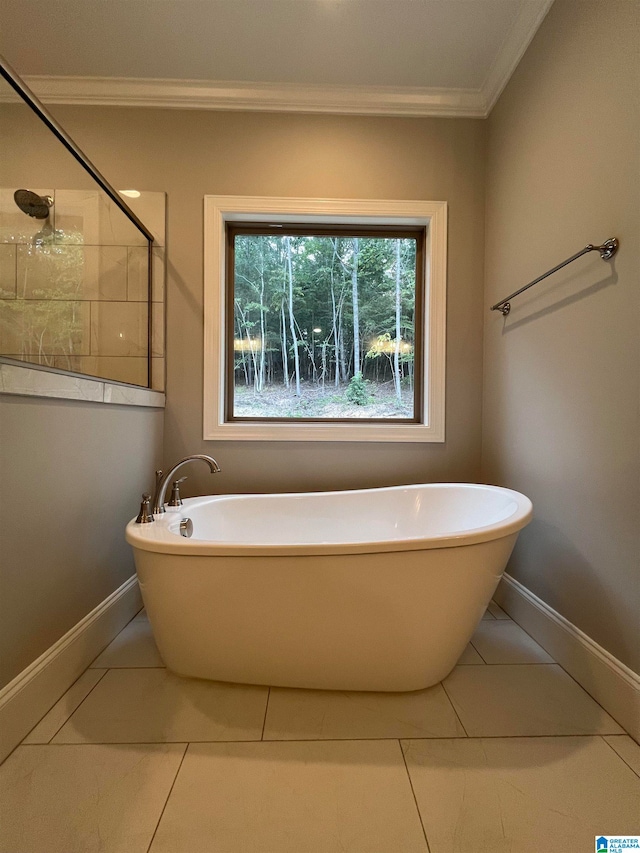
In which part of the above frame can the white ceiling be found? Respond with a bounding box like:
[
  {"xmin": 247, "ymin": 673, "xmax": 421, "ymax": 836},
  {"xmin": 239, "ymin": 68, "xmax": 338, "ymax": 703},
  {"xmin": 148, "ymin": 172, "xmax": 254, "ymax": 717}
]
[{"xmin": 0, "ymin": 0, "xmax": 553, "ymax": 116}]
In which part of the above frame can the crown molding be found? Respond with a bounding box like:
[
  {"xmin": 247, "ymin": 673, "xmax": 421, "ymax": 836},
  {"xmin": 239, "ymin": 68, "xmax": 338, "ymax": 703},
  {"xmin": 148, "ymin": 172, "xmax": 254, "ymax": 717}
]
[
  {"xmin": 1, "ymin": 1, "xmax": 553, "ymax": 118},
  {"xmin": 482, "ymin": 0, "xmax": 554, "ymax": 113},
  {"xmin": 10, "ymin": 77, "xmax": 487, "ymax": 117}
]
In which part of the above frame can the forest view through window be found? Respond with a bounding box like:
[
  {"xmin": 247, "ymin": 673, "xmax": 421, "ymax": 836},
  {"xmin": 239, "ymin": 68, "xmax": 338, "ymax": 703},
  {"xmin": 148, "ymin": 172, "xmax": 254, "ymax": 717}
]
[{"xmin": 227, "ymin": 225, "xmax": 424, "ymax": 421}]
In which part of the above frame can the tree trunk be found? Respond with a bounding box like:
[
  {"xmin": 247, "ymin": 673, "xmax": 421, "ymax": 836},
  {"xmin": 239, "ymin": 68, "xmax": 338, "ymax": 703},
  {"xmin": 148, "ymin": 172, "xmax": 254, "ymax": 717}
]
[
  {"xmin": 351, "ymin": 237, "xmax": 360, "ymax": 375},
  {"xmin": 331, "ymin": 237, "xmax": 350, "ymax": 383},
  {"xmin": 393, "ymin": 239, "xmax": 402, "ymax": 402},
  {"xmin": 331, "ymin": 282, "xmax": 340, "ymax": 387},
  {"xmin": 285, "ymin": 236, "xmax": 301, "ymax": 396},
  {"xmin": 258, "ymin": 243, "xmax": 266, "ymax": 392},
  {"xmin": 339, "ymin": 312, "xmax": 348, "ymax": 382},
  {"xmin": 321, "ymin": 342, "xmax": 327, "ymax": 388},
  {"xmin": 236, "ymin": 315, "xmax": 249, "ymax": 386},
  {"xmin": 280, "ymin": 300, "xmax": 289, "ymax": 388},
  {"xmin": 237, "ymin": 302, "xmax": 258, "ymax": 390}
]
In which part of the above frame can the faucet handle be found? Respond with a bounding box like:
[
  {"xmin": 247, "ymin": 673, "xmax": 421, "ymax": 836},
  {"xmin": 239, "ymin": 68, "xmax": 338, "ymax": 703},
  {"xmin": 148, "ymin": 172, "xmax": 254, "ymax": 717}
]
[
  {"xmin": 153, "ymin": 469, "xmax": 165, "ymax": 515},
  {"xmin": 135, "ymin": 493, "xmax": 154, "ymax": 524},
  {"xmin": 168, "ymin": 476, "xmax": 187, "ymax": 507}
]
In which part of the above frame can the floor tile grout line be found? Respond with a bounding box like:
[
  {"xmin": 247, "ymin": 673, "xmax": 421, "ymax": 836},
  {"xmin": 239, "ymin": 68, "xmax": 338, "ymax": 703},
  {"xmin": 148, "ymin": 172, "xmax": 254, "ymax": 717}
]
[
  {"xmin": 89, "ymin": 609, "xmax": 154, "ymax": 664},
  {"xmin": 440, "ymin": 680, "xmax": 469, "ymax": 737},
  {"xmin": 399, "ymin": 733, "xmax": 624, "ymax": 742},
  {"xmin": 470, "ymin": 609, "xmax": 553, "ymax": 665},
  {"xmin": 494, "ymin": 607, "xmax": 550, "ymax": 648},
  {"xmin": 0, "ymin": 743, "xmax": 22, "ymax": 768},
  {"xmin": 550, "ymin": 663, "xmax": 626, "ymax": 733},
  {"xmin": 488, "ymin": 601, "xmax": 511, "ymax": 620},
  {"xmin": 398, "ymin": 739, "xmax": 431, "ymax": 853},
  {"xmin": 88, "ymin": 665, "xmax": 167, "ymax": 670},
  {"xmin": 469, "ymin": 640, "xmax": 488, "ymax": 664},
  {"xmin": 145, "ymin": 742, "xmax": 189, "ymax": 853},
  {"xmin": 261, "ymin": 687, "xmax": 271, "ymax": 740},
  {"xmin": 460, "ymin": 661, "xmax": 558, "ymax": 666},
  {"xmin": 486, "ymin": 603, "xmax": 625, "ymax": 727},
  {"xmin": 83, "ymin": 661, "xmax": 563, "ymax": 670},
  {"xmin": 46, "ymin": 668, "xmax": 111, "ymax": 743},
  {"xmin": 488, "ymin": 613, "xmax": 557, "ymax": 662},
  {"xmin": 13, "ymin": 668, "xmax": 106, "ymax": 749},
  {"xmin": 599, "ymin": 735, "xmax": 640, "ymax": 780},
  {"xmin": 16, "ymin": 733, "xmax": 627, "ymax": 747},
  {"xmin": 1, "ymin": 671, "xmax": 110, "ymax": 766},
  {"xmin": 471, "ymin": 619, "xmax": 557, "ymax": 665}
]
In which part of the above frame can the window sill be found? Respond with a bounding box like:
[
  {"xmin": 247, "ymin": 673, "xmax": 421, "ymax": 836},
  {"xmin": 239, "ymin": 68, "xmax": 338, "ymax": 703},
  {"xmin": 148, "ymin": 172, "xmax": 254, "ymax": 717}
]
[
  {"xmin": 0, "ymin": 360, "xmax": 165, "ymax": 409},
  {"xmin": 204, "ymin": 420, "xmax": 443, "ymax": 443}
]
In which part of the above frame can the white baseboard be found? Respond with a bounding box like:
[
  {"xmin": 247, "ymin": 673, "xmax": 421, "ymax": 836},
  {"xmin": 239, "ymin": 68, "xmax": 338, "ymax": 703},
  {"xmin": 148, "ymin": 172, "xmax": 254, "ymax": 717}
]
[
  {"xmin": 0, "ymin": 575, "xmax": 142, "ymax": 763},
  {"xmin": 494, "ymin": 573, "xmax": 640, "ymax": 743}
]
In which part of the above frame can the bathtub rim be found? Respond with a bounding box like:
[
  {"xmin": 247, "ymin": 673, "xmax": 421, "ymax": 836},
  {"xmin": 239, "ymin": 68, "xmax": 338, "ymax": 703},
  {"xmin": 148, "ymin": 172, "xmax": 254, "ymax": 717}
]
[{"xmin": 125, "ymin": 482, "xmax": 532, "ymax": 558}]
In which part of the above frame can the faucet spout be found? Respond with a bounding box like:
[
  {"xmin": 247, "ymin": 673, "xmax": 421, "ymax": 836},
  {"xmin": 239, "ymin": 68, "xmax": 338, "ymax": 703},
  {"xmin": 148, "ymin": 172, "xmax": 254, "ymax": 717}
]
[{"xmin": 153, "ymin": 455, "xmax": 220, "ymax": 515}]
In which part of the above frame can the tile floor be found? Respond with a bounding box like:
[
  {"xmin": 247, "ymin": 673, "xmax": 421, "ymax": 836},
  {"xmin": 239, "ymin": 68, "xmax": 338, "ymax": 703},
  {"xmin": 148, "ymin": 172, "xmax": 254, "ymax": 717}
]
[{"xmin": 1, "ymin": 605, "xmax": 638, "ymax": 853}]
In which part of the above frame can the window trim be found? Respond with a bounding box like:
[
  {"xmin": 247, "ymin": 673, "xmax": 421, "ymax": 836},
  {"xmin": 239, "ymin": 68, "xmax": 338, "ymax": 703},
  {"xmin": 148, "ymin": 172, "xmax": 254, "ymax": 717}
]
[
  {"xmin": 203, "ymin": 196, "xmax": 447, "ymax": 442},
  {"xmin": 225, "ymin": 223, "xmax": 425, "ymax": 424}
]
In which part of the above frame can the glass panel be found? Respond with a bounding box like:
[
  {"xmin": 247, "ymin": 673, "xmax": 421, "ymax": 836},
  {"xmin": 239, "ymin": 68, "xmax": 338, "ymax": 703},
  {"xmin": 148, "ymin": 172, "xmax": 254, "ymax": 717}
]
[
  {"xmin": 0, "ymin": 70, "xmax": 151, "ymax": 385},
  {"xmin": 231, "ymin": 232, "xmax": 418, "ymax": 420}
]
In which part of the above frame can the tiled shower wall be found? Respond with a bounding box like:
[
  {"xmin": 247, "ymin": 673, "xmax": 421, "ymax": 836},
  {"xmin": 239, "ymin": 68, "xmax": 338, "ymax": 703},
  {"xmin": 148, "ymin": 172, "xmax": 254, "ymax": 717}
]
[{"xmin": 0, "ymin": 189, "xmax": 165, "ymax": 390}]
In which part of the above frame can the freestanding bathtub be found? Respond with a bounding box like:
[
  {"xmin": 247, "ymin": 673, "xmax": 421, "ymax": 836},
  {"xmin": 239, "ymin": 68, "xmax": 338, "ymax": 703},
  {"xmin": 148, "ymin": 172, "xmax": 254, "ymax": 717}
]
[{"xmin": 126, "ymin": 483, "xmax": 532, "ymax": 691}]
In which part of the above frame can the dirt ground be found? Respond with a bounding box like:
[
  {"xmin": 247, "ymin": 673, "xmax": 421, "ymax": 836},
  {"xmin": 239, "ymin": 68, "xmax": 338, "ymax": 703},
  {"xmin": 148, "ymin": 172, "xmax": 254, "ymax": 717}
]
[{"xmin": 234, "ymin": 380, "xmax": 414, "ymax": 419}]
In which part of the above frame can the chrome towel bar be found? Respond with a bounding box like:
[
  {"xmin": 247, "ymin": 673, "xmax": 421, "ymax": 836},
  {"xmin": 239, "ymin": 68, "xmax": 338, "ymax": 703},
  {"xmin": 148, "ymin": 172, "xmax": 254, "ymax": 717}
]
[{"xmin": 490, "ymin": 238, "xmax": 619, "ymax": 316}]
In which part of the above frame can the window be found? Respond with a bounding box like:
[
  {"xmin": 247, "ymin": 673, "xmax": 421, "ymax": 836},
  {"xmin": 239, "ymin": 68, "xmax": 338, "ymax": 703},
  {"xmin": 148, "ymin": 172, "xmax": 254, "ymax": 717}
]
[
  {"xmin": 204, "ymin": 197, "xmax": 447, "ymax": 442},
  {"xmin": 228, "ymin": 224, "xmax": 423, "ymax": 421}
]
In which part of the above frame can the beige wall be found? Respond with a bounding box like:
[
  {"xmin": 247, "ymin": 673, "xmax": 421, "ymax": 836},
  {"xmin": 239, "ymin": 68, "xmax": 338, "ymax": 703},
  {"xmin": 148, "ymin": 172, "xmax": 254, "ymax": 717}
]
[
  {"xmin": 0, "ymin": 395, "xmax": 162, "ymax": 687},
  {"xmin": 1, "ymin": 100, "xmax": 165, "ymax": 688},
  {"xmin": 40, "ymin": 108, "xmax": 487, "ymax": 495},
  {"xmin": 0, "ymin": 101, "xmax": 486, "ymax": 689},
  {"xmin": 1, "ymin": 0, "xmax": 637, "ymax": 685},
  {"xmin": 483, "ymin": 0, "xmax": 639, "ymax": 670}
]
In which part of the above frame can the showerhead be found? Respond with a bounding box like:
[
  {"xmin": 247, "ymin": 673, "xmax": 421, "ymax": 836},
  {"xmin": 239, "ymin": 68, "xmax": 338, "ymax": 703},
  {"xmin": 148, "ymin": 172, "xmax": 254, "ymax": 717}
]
[{"xmin": 13, "ymin": 189, "xmax": 54, "ymax": 220}]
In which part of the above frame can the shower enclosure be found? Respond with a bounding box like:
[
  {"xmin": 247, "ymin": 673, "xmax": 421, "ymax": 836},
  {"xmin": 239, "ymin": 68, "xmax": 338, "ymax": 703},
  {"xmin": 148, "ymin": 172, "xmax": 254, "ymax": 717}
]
[{"xmin": 0, "ymin": 55, "xmax": 164, "ymax": 389}]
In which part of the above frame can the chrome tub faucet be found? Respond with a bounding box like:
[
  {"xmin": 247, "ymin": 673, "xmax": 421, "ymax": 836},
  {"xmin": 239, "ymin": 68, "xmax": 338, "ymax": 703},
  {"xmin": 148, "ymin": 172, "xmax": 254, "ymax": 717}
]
[{"xmin": 152, "ymin": 455, "xmax": 221, "ymax": 516}]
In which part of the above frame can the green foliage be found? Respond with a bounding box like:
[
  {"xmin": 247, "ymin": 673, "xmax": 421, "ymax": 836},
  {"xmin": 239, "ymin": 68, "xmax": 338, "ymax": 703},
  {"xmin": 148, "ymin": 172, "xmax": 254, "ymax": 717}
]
[
  {"xmin": 233, "ymin": 233, "xmax": 417, "ymax": 389},
  {"xmin": 0, "ymin": 232, "xmax": 86, "ymax": 365},
  {"xmin": 345, "ymin": 372, "xmax": 371, "ymax": 406},
  {"xmin": 365, "ymin": 332, "xmax": 390, "ymax": 360}
]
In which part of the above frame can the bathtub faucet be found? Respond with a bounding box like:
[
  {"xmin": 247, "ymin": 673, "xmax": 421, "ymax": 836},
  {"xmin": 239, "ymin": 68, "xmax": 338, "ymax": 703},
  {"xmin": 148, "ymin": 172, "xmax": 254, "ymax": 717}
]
[{"xmin": 153, "ymin": 455, "xmax": 221, "ymax": 516}]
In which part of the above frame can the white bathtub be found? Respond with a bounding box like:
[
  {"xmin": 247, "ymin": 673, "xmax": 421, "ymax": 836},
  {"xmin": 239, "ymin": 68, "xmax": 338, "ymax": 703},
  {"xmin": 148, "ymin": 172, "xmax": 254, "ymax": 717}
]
[{"xmin": 126, "ymin": 483, "xmax": 532, "ymax": 691}]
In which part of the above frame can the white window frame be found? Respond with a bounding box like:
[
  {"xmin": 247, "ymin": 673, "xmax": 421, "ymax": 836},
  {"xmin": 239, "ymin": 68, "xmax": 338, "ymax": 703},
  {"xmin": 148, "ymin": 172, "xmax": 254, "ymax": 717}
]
[{"xmin": 203, "ymin": 196, "xmax": 446, "ymax": 442}]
